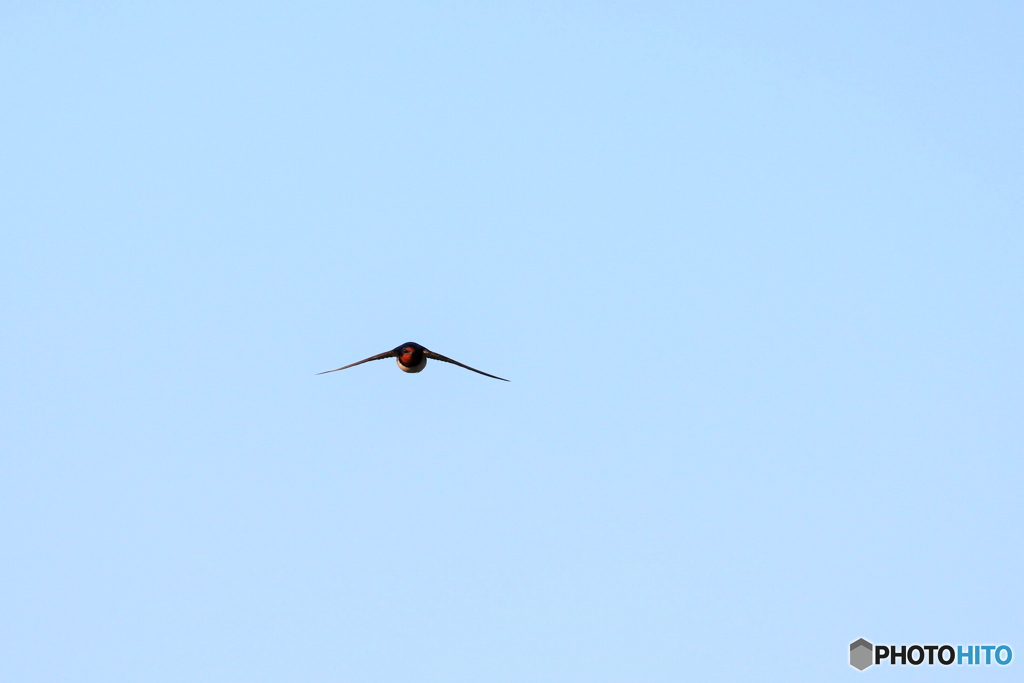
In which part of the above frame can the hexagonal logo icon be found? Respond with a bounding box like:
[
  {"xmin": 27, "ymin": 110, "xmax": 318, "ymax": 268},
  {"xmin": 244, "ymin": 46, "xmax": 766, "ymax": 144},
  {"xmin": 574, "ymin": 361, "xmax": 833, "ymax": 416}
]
[{"xmin": 850, "ymin": 638, "xmax": 873, "ymax": 671}]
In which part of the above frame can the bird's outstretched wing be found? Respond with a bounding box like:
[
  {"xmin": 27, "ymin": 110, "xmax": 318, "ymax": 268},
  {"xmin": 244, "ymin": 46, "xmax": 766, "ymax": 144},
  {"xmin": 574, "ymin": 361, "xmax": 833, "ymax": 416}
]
[
  {"xmin": 317, "ymin": 350, "xmax": 398, "ymax": 375},
  {"xmin": 424, "ymin": 350, "xmax": 509, "ymax": 381}
]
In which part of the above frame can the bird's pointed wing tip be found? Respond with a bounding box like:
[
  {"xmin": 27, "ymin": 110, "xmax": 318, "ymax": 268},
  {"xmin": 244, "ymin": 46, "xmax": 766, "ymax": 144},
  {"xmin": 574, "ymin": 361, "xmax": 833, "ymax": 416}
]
[
  {"xmin": 424, "ymin": 350, "xmax": 510, "ymax": 381},
  {"xmin": 316, "ymin": 350, "xmax": 398, "ymax": 376}
]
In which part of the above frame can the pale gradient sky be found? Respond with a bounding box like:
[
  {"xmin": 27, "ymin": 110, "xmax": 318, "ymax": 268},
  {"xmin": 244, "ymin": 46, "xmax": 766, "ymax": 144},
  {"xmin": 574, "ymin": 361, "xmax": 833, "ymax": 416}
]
[{"xmin": 1, "ymin": 2, "xmax": 1021, "ymax": 681}]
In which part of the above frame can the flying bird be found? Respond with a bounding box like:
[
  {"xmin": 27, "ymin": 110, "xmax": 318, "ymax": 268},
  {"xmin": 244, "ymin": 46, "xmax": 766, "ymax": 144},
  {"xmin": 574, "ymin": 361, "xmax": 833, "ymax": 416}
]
[{"xmin": 318, "ymin": 342, "xmax": 509, "ymax": 381}]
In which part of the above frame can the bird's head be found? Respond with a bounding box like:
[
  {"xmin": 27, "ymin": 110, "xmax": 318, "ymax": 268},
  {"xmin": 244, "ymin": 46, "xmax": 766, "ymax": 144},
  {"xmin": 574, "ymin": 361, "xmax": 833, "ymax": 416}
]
[{"xmin": 395, "ymin": 342, "xmax": 424, "ymax": 366}]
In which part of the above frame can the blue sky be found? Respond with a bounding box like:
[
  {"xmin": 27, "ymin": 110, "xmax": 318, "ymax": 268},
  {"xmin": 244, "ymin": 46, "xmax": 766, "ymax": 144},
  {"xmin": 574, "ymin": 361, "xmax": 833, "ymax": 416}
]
[{"xmin": 1, "ymin": 2, "xmax": 1021, "ymax": 681}]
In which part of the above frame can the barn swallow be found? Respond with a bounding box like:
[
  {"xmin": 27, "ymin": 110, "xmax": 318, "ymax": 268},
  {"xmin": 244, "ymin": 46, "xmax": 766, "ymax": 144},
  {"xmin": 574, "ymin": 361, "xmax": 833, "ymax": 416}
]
[{"xmin": 318, "ymin": 342, "xmax": 509, "ymax": 381}]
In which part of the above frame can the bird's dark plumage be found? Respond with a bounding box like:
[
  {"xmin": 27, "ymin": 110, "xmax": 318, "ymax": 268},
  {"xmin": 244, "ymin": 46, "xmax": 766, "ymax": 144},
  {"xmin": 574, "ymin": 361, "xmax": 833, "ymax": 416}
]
[{"xmin": 318, "ymin": 342, "xmax": 509, "ymax": 381}]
